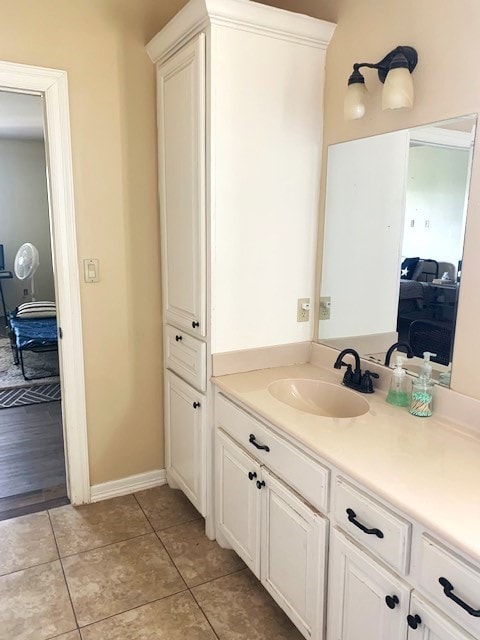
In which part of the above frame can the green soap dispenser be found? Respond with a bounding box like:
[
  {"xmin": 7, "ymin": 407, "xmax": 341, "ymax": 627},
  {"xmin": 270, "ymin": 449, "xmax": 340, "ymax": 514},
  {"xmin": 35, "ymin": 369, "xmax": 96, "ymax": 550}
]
[
  {"xmin": 386, "ymin": 356, "xmax": 409, "ymax": 407},
  {"xmin": 409, "ymin": 351, "xmax": 436, "ymax": 417}
]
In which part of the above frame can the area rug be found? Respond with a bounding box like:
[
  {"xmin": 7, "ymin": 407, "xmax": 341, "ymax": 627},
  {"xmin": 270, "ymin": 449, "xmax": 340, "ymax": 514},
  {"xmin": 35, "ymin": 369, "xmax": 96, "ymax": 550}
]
[
  {"xmin": 0, "ymin": 383, "xmax": 61, "ymax": 408},
  {"xmin": 0, "ymin": 337, "xmax": 60, "ymax": 389}
]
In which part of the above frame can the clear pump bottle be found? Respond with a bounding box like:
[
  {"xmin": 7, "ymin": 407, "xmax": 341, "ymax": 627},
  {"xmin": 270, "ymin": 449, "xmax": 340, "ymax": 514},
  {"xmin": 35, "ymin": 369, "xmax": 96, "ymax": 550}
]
[
  {"xmin": 386, "ymin": 356, "xmax": 409, "ymax": 407},
  {"xmin": 409, "ymin": 351, "xmax": 436, "ymax": 417}
]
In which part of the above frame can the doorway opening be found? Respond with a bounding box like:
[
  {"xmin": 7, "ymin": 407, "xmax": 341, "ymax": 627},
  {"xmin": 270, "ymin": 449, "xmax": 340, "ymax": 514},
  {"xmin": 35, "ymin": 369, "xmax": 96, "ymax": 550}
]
[
  {"xmin": 0, "ymin": 60, "xmax": 90, "ymax": 516},
  {"xmin": 0, "ymin": 90, "xmax": 67, "ymax": 519}
]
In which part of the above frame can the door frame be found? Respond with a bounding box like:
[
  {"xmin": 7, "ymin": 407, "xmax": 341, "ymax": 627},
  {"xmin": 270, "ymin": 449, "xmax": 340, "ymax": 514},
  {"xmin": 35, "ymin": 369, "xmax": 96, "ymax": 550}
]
[{"xmin": 0, "ymin": 60, "xmax": 90, "ymax": 504}]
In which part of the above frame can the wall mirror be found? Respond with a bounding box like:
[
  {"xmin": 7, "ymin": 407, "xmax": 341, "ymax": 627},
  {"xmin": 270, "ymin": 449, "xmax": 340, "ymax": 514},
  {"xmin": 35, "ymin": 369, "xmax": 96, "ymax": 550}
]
[{"xmin": 318, "ymin": 114, "xmax": 477, "ymax": 387}]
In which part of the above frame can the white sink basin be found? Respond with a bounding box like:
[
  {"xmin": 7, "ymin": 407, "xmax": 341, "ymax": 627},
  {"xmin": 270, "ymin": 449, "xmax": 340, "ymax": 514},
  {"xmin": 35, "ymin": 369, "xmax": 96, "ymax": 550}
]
[{"xmin": 268, "ymin": 378, "xmax": 369, "ymax": 418}]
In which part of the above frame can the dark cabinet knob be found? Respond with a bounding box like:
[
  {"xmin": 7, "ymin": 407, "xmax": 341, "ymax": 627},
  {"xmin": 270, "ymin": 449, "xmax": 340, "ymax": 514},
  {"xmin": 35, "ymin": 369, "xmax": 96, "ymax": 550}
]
[
  {"xmin": 248, "ymin": 471, "xmax": 257, "ymax": 481},
  {"xmin": 407, "ymin": 614, "xmax": 422, "ymax": 629},
  {"xmin": 256, "ymin": 480, "xmax": 266, "ymax": 490},
  {"xmin": 193, "ymin": 401, "xmax": 201, "ymax": 409},
  {"xmin": 385, "ymin": 595, "xmax": 399, "ymax": 610},
  {"xmin": 192, "ymin": 321, "xmax": 200, "ymax": 328},
  {"xmin": 175, "ymin": 335, "xmax": 182, "ymax": 342}
]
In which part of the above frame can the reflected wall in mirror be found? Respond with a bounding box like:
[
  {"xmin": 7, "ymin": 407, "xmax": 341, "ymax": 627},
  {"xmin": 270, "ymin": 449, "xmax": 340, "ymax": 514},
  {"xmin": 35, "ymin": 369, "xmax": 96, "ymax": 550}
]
[{"xmin": 318, "ymin": 115, "xmax": 477, "ymax": 388}]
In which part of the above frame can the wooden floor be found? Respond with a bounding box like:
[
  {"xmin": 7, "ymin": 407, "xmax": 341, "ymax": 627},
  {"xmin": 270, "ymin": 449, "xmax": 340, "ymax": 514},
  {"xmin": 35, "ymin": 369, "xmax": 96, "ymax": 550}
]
[{"xmin": 0, "ymin": 401, "xmax": 68, "ymax": 520}]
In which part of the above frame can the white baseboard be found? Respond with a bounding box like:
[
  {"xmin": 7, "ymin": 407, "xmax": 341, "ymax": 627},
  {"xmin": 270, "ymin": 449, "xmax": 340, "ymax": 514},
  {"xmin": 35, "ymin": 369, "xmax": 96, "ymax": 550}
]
[{"xmin": 90, "ymin": 469, "xmax": 167, "ymax": 502}]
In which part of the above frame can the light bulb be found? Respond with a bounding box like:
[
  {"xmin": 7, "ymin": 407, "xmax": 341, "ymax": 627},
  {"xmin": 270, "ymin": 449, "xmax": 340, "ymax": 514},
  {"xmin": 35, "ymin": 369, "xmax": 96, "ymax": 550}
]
[
  {"xmin": 344, "ymin": 82, "xmax": 368, "ymax": 120},
  {"xmin": 382, "ymin": 67, "xmax": 414, "ymax": 110}
]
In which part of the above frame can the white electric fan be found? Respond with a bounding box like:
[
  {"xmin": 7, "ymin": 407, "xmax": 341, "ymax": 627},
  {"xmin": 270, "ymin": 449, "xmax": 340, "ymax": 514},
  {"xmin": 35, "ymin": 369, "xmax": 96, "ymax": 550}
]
[{"xmin": 14, "ymin": 243, "xmax": 40, "ymax": 301}]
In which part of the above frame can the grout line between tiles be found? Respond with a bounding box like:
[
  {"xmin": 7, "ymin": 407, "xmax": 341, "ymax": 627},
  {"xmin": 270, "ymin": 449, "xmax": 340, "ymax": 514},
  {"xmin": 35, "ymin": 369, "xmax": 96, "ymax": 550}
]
[
  {"xmin": 189, "ymin": 587, "xmax": 221, "ymax": 640},
  {"xmin": 48, "ymin": 629, "xmax": 80, "ymax": 640},
  {"xmin": 54, "ymin": 529, "xmax": 156, "ymax": 560},
  {"xmin": 154, "ymin": 514, "xmax": 204, "ymax": 534},
  {"xmin": 187, "ymin": 565, "xmax": 248, "ymax": 590},
  {"xmin": 47, "ymin": 509, "xmax": 80, "ymax": 632},
  {"xmin": 76, "ymin": 587, "xmax": 190, "ymax": 630},
  {"xmin": 131, "ymin": 491, "xmax": 202, "ymax": 533},
  {"xmin": 150, "ymin": 528, "xmax": 189, "ymax": 591}
]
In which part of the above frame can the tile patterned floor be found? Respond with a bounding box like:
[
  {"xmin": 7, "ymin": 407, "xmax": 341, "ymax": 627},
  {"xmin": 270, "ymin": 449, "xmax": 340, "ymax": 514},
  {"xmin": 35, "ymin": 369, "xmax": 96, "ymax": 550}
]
[{"xmin": 0, "ymin": 485, "xmax": 304, "ymax": 639}]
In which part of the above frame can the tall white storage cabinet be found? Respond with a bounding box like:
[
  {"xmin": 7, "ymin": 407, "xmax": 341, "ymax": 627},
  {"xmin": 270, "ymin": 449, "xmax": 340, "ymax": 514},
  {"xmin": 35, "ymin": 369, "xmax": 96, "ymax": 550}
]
[{"xmin": 147, "ymin": 0, "xmax": 334, "ymax": 533}]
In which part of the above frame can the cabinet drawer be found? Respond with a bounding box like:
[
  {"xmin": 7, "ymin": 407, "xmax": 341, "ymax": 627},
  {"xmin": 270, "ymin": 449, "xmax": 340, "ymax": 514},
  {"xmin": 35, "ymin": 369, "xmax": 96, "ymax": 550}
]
[
  {"xmin": 215, "ymin": 394, "xmax": 329, "ymax": 513},
  {"xmin": 165, "ymin": 325, "xmax": 206, "ymax": 391},
  {"xmin": 334, "ymin": 478, "xmax": 411, "ymax": 575},
  {"xmin": 419, "ymin": 535, "xmax": 480, "ymax": 638}
]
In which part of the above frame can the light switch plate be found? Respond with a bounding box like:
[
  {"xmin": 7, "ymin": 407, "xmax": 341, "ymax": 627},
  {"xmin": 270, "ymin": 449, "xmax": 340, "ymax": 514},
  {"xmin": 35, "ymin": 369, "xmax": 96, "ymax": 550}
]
[{"xmin": 83, "ymin": 258, "xmax": 99, "ymax": 283}]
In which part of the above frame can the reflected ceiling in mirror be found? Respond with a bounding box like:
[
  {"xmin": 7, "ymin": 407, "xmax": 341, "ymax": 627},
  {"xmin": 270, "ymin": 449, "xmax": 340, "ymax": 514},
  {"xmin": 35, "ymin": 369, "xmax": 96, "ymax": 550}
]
[{"xmin": 318, "ymin": 115, "xmax": 477, "ymax": 387}]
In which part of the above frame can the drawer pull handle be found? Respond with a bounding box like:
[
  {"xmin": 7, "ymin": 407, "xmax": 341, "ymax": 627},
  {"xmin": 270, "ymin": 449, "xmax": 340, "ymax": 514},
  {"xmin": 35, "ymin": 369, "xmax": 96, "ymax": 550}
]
[
  {"xmin": 249, "ymin": 434, "xmax": 270, "ymax": 452},
  {"xmin": 407, "ymin": 614, "xmax": 422, "ymax": 629},
  {"xmin": 439, "ymin": 577, "xmax": 480, "ymax": 617},
  {"xmin": 256, "ymin": 480, "xmax": 266, "ymax": 490},
  {"xmin": 385, "ymin": 595, "xmax": 399, "ymax": 610},
  {"xmin": 193, "ymin": 402, "xmax": 201, "ymax": 409},
  {"xmin": 175, "ymin": 335, "xmax": 183, "ymax": 342},
  {"xmin": 346, "ymin": 508, "xmax": 384, "ymax": 539},
  {"xmin": 192, "ymin": 321, "xmax": 200, "ymax": 328},
  {"xmin": 248, "ymin": 471, "xmax": 257, "ymax": 481}
]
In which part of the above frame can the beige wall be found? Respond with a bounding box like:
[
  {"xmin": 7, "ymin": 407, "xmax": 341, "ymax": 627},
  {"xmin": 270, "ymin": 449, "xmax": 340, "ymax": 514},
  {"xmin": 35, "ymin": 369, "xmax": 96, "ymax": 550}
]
[
  {"xmin": 0, "ymin": 0, "xmax": 189, "ymax": 485},
  {"xmin": 319, "ymin": 0, "xmax": 480, "ymax": 399},
  {"xmin": 253, "ymin": 0, "xmax": 338, "ymax": 22}
]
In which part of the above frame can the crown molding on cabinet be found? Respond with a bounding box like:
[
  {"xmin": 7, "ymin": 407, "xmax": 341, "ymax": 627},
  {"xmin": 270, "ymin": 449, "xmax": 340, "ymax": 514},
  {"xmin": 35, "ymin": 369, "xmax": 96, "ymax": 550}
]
[{"xmin": 146, "ymin": 0, "xmax": 336, "ymax": 64}]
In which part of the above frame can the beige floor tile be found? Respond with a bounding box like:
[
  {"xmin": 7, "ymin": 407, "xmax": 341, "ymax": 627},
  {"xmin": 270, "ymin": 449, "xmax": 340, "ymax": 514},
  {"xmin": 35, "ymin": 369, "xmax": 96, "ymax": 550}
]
[
  {"xmin": 62, "ymin": 533, "xmax": 186, "ymax": 627},
  {"xmin": 135, "ymin": 485, "xmax": 201, "ymax": 531},
  {"xmin": 0, "ymin": 560, "xmax": 76, "ymax": 640},
  {"xmin": 158, "ymin": 519, "xmax": 245, "ymax": 587},
  {"xmin": 56, "ymin": 633, "xmax": 81, "ymax": 639},
  {"xmin": 0, "ymin": 511, "xmax": 58, "ymax": 576},
  {"xmin": 80, "ymin": 591, "xmax": 216, "ymax": 640},
  {"xmin": 192, "ymin": 568, "xmax": 304, "ymax": 640},
  {"xmin": 50, "ymin": 494, "xmax": 152, "ymax": 556}
]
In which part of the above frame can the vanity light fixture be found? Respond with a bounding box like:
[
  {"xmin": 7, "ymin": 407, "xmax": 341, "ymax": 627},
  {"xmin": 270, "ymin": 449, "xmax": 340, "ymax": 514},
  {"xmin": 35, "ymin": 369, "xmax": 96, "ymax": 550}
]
[{"xmin": 344, "ymin": 46, "xmax": 418, "ymax": 121}]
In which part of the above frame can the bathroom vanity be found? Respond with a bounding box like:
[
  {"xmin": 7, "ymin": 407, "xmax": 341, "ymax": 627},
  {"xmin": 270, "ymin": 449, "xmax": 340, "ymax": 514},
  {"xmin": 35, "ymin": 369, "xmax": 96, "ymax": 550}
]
[{"xmin": 212, "ymin": 359, "xmax": 480, "ymax": 640}]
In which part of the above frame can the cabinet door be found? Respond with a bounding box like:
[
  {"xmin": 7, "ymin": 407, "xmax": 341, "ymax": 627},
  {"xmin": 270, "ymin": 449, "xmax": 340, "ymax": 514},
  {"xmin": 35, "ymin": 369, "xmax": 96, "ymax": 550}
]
[
  {"xmin": 327, "ymin": 529, "xmax": 410, "ymax": 640},
  {"xmin": 407, "ymin": 593, "xmax": 475, "ymax": 640},
  {"xmin": 165, "ymin": 370, "xmax": 205, "ymax": 515},
  {"xmin": 157, "ymin": 34, "xmax": 206, "ymax": 337},
  {"xmin": 216, "ymin": 429, "xmax": 261, "ymax": 577},
  {"xmin": 260, "ymin": 468, "xmax": 327, "ymax": 640}
]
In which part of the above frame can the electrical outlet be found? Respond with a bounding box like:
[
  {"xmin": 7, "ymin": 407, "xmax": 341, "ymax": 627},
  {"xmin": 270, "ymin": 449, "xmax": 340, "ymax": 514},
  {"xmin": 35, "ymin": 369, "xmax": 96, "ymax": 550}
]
[
  {"xmin": 319, "ymin": 296, "xmax": 331, "ymax": 320},
  {"xmin": 297, "ymin": 298, "xmax": 310, "ymax": 322}
]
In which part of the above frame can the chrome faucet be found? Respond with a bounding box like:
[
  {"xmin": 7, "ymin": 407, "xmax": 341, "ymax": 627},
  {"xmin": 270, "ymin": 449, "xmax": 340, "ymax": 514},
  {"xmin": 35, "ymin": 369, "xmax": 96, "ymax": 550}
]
[
  {"xmin": 334, "ymin": 348, "xmax": 379, "ymax": 394},
  {"xmin": 384, "ymin": 341, "xmax": 414, "ymax": 367}
]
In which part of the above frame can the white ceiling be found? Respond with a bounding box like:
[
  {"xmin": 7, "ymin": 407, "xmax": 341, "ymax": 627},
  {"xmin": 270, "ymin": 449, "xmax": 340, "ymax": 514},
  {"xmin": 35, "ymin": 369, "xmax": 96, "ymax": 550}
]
[{"xmin": 0, "ymin": 91, "xmax": 44, "ymax": 141}]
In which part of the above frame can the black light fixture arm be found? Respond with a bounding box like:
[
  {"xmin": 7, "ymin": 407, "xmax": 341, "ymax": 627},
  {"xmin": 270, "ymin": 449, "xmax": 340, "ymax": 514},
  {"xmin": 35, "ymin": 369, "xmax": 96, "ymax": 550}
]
[{"xmin": 348, "ymin": 46, "xmax": 418, "ymax": 85}]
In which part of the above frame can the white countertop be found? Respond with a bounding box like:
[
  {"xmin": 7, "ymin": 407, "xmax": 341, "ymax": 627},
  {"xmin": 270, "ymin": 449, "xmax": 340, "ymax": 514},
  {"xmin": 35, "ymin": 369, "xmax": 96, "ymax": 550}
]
[{"xmin": 212, "ymin": 362, "xmax": 480, "ymax": 562}]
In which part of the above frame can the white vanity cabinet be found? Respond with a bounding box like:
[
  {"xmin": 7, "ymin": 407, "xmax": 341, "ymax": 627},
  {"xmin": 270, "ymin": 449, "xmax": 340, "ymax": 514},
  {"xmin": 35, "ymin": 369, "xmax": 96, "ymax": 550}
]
[
  {"xmin": 407, "ymin": 593, "xmax": 475, "ymax": 640},
  {"xmin": 327, "ymin": 528, "xmax": 410, "ymax": 640},
  {"xmin": 214, "ymin": 387, "xmax": 480, "ymax": 640},
  {"xmin": 215, "ymin": 402, "xmax": 328, "ymax": 640},
  {"xmin": 260, "ymin": 467, "xmax": 327, "ymax": 639},
  {"xmin": 156, "ymin": 34, "xmax": 206, "ymax": 338},
  {"xmin": 147, "ymin": 1, "xmax": 334, "ymax": 530},
  {"xmin": 216, "ymin": 429, "xmax": 262, "ymax": 576},
  {"xmin": 164, "ymin": 371, "xmax": 206, "ymax": 514}
]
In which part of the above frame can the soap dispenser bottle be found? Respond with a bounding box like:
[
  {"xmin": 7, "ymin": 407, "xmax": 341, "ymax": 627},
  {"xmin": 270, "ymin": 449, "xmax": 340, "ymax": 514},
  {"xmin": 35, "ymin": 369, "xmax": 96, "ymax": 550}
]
[
  {"xmin": 409, "ymin": 351, "xmax": 436, "ymax": 417},
  {"xmin": 386, "ymin": 356, "xmax": 409, "ymax": 407}
]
